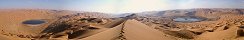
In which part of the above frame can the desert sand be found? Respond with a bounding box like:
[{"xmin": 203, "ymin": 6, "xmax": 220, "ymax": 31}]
[{"xmin": 0, "ymin": 8, "xmax": 244, "ymax": 40}]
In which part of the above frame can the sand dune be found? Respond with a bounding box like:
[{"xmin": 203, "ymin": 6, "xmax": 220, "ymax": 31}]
[
  {"xmin": 81, "ymin": 19, "xmax": 178, "ymax": 40},
  {"xmin": 80, "ymin": 23, "xmax": 123, "ymax": 40},
  {"xmin": 0, "ymin": 9, "xmax": 60, "ymax": 40},
  {"xmin": 1, "ymin": 9, "xmax": 244, "ymax": 40},
  {"xmin": 123, "ymin": 19, "xmax": 178, "ymax": 40}
]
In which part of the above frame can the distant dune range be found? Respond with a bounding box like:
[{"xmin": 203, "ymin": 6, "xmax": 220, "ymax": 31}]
[
  {"xmin": 135, "ymin": 8, "xmax": 244, "ymax": 40},
  {"xmin": 0, "ymin": 8, "xmax": 244, "ymax": 40}
]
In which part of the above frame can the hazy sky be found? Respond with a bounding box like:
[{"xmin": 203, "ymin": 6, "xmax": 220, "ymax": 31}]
[{"xmin": 0, "ymin": 0, "xmax": 244, "ymax": 13}]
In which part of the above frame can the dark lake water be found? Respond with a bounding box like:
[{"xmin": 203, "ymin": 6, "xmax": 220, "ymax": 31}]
[{"xmin": 22, "ymin": 20, "xmax": 46, "ymax": 25}]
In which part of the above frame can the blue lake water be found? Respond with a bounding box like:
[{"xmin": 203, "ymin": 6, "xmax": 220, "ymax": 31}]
[{"xmin": 173, "ymin": 17, "xmax": 202, "ymax": 22}]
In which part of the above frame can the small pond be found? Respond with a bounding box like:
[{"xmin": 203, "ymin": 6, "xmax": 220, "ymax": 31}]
[
  {"xmin": 22, "ymin": 20, "xmax": 46, "ymax": 25},
  {"xmin": 173, "ymin": 16, "xmax": 206, "ymax": 22}
]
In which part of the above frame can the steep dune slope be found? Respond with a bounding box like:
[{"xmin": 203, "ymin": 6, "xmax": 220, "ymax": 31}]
[
  {"xmin": 123, "ymin": 19, "xmax": 178, "ymax": 40},
  {"xmin": 81, "ymin": 19, "xmax": 179, "ymax": 40},
  {"xmin": 80, "ymin": 22, "xmax": 123, "ymax": 40}
]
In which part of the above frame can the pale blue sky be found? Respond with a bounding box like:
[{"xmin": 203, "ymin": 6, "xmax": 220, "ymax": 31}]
[{"xmin": 0, "ymin": 0, "xmax": 243, "ymax": 13}]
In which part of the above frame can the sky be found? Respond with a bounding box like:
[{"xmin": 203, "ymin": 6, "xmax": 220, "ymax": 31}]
[{"xmin": 0, "ymin": 0, "xmax": 244, "ymax": 14}]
